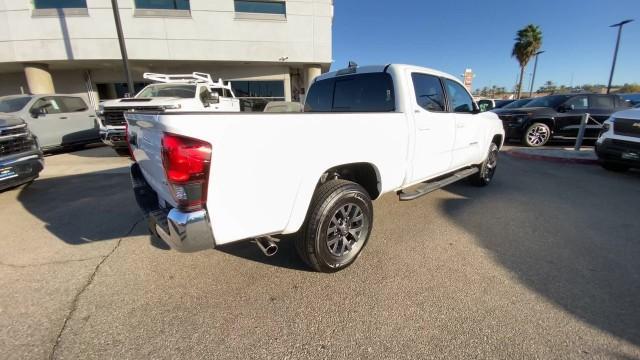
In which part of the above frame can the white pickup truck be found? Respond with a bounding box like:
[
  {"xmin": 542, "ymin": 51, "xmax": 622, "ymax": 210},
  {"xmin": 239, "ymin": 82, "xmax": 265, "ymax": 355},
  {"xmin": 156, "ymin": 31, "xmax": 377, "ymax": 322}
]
[
  {"xmin": 99, "ymin": 72, "xmax": 239, "ymax": 155},
  {"xmin": 127, "ymin": 64, "xmax": 505, "ymax": 272}
]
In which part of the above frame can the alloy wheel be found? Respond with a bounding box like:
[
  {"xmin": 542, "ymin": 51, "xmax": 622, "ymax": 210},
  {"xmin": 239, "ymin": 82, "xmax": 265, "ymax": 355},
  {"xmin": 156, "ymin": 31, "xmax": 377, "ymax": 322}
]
[
  {"xmin": 527, "ymin": 125, "xmax": 549, "ymax": 146},
  {"xmin": 326, "ymin": 203, "xmax": 367, "ymax": 257}
]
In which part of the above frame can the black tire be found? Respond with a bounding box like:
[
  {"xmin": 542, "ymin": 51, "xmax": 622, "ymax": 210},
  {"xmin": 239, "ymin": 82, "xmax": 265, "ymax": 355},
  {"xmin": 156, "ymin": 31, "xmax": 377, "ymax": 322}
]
[
  {"xmin": 470, "ymin": 142, "xmax": 499, "ymax": 186},
  {"xmin": 114, "ymin": 147, "xmax": 131, "ymax": 157},
  {"xmin": 523, "ymin": 122, "xmax": 551, "ymax": 147},
  {"xmin": 296, "ymin": 179, "xmax": 373, "ymax": 273},
  {"xmin": 601, "ymin": 161, "xmax": 629, "ymax": 172}
]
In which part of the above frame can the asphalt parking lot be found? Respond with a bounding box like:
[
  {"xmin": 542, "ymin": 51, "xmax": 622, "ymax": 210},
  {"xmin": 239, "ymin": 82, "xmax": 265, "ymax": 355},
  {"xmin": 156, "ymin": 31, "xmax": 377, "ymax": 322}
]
[{"xmin": 1, "ymin": 145, "xmax": 639, "ymax": 359}]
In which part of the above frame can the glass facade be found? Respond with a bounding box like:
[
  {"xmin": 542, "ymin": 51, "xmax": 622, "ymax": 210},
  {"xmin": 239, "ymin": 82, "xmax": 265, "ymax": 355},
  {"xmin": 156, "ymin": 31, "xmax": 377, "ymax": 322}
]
[
  {"xmin": 234, "ymin": 1, "xmax": 286, "ymax": 15},
  {"xmin": 34, "ymin": 0, "xmax": 87, "ymax": 8},
  {"xmin": 135, "ymin": 0, "xmax": 190, "ymax": 10},
  {"xmin": 231, "ymin": 80, "xmax": 285, "ymax": 112}
]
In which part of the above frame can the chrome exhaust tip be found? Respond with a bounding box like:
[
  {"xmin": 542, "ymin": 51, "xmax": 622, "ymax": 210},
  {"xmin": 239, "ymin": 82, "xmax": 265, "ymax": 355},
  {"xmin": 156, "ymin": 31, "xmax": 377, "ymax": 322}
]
[{"xmin": 255, "ymin": 236, "xmax": 278, "ymax": 257}]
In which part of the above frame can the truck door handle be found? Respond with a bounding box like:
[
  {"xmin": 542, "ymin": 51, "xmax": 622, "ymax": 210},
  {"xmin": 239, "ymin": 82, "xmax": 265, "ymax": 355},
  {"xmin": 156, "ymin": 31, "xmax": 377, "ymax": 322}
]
[{"xmin": 59, "ymin": 117, "xmax": 68, "ymax": 119}]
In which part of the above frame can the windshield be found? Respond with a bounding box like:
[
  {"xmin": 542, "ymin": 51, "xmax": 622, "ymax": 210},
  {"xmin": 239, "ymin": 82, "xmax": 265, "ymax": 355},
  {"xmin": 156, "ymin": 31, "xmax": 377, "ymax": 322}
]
[
  {"xmin": 0, "ymin": 96, "xmax": 32, "ymax": 113},
  {"xmin": 502, "ymin": 98, "xmax": 531, "ymax": 109},
  {"xmin": 524, "ymin": 95, "xmax": 571, "ymax": 108},
  {"xmin": 136, "ymin": 84, "xmax": 197, "ymax": 98}
]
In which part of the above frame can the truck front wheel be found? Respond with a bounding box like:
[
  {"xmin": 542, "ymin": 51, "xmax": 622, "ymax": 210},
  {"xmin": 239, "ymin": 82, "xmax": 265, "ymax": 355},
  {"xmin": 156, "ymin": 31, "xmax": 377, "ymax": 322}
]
[
  {"xmin": 296, "ymin": 179, "xmax": 373, "ymax": 273},
  {"xmin": 470, "ymin": 142, "xmax": 499, "ymax": 186}
]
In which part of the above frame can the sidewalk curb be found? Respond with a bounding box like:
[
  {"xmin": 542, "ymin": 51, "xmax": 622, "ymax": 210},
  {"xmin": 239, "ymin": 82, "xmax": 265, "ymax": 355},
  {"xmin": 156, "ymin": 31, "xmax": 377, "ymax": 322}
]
[{"xmin": 504, "ymin": 150, "xmax": 599, "ymax": 165}]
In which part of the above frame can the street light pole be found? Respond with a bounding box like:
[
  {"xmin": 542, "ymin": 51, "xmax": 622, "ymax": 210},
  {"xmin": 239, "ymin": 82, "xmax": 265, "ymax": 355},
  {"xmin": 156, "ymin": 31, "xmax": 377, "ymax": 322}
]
[
  {"xmin": 529, "ymin": 50, "xmax": 544, "ymax": 98},
  {"xmin": 110, "ymin": 0, "xmax": 135, "ymax": 97},
  {"xmin": 607, "ymin": 19, "xmax": 634, "ymax": 94}
]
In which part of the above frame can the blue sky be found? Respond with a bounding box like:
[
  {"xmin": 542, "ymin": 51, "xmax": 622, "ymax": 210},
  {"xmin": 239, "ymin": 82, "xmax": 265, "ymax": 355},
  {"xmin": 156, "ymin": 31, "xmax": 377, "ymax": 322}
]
[{"xmin": 331, "ymin": 0, "xmax": 640, "ymax": 91}]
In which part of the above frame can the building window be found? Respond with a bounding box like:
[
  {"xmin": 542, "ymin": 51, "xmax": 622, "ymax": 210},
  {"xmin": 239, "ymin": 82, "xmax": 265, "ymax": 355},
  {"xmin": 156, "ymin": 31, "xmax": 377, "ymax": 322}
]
[
  {"xmin": 34, "ymin": 0, "xmax": 87, "ymax": 8},
  {"xmin": 234, "ymin": 1, "xmax": 286, "ymax": 15},
  {"xmin": 133, "ymin": 0, "xmax": 191, "ymax": 17},
  {"xmin": 231, "ymin": 80, "xmax": 285, "ymax": 112},
  {"xmin": 134, "ymin": 0, "xmax": 190, "ymax": 10}
]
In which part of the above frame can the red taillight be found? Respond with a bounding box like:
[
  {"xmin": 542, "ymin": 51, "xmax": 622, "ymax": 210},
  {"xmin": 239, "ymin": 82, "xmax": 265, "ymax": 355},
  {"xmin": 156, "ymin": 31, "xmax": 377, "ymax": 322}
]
[{"xmin": 161, "ymin": 133, "xmax": 212, "ymax": 212}]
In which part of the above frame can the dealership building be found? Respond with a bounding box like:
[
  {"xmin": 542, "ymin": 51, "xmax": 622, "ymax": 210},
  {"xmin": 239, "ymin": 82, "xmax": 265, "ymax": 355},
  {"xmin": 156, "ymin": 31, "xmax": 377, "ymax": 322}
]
[{"xmin": 0, "ymin": 0, "xmax": 333, "ymax": 110}]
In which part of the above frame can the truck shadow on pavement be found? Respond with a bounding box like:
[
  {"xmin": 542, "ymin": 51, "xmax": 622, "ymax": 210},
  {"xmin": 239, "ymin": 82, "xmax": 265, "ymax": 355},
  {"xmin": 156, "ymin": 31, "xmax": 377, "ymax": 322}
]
[
  {"xmin": 16, "ymin": 164, "xmax": 310, "ymax": 270},
  {"xmin": 216, "ymin": 234, "xmax": 313, "ymax": 272},
  {"xmin": 439, "ymin": 160, "xmax": 640, "ymax": 347},
  {"xmin": 17, "ymin": 168, "xmax": 147, "ymax": 244}
]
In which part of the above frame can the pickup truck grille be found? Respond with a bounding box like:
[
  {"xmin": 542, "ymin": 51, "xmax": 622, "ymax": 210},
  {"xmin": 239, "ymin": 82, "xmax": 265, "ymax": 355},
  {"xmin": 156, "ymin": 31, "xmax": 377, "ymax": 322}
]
[
  {"xmin": 610, "ymin": 139, "xmax": 640, "ymax": 152},
  {"xmin": 613, "ymin": 118, "xmax": 640, "ymax": 138},
  {"xmin": 0, "ymin": 124, "xmax": 34, "ymax": 157},
  {"xmin": 103, "ymin": 107, "xmax": 164, "ymax": 126}
]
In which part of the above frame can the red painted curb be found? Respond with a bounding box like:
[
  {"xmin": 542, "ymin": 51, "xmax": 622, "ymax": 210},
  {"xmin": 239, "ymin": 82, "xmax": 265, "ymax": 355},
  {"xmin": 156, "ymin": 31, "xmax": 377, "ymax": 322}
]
[{"xmin": 504, "ymin": 150, "xmax": 599, "ymax": 165}]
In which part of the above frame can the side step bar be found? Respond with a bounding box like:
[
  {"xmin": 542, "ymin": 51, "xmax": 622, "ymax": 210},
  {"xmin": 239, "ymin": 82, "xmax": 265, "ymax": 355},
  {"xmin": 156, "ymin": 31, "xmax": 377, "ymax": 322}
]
[{"xmin": 398, "ymin": 167, "xmax": 479, "ymax": 201}]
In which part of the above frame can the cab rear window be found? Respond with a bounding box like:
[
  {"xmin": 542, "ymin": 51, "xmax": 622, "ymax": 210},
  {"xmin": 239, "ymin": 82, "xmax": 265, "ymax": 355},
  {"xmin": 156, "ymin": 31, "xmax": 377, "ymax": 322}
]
[{"xmin": 304, "ymin": 73, "xmax": 395, "ymax": 112}]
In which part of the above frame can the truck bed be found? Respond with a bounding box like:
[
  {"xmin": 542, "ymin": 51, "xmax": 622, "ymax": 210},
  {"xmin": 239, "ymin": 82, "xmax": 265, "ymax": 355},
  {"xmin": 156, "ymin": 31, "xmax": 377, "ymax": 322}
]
[{"xmin": 127, "ymin": 111, "xmax": 409, "ymax": 245}]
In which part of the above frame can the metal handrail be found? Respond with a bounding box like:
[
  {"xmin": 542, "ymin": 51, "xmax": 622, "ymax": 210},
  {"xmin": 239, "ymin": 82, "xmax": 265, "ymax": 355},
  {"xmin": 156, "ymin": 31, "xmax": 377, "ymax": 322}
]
[{"xmin": 574, "ymin": 113, "xmax": 602, "ymax": 150}]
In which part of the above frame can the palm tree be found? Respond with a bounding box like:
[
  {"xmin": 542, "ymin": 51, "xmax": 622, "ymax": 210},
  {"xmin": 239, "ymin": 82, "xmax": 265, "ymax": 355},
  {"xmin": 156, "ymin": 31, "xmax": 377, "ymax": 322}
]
[{"xmin": 512, "ymin": 24, "xmax": 543, "ymax": 99}]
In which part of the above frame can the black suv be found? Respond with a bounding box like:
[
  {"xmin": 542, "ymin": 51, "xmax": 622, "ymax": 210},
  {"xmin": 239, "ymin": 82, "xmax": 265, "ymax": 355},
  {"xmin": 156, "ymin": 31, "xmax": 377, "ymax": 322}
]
[
  {"xmin": 0, "ymin": 115, "xmax": 44, "ymax": 191},
  {"xmin": 494, "ymin": 94, "xmax": 630, "ymax": 146}
]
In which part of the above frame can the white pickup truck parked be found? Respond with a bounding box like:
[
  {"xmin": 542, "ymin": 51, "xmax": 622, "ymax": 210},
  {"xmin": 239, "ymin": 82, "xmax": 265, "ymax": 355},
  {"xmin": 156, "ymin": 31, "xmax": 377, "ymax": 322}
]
[
  {"xmin": 127, "ymin": 64, "xmax": 505, "ymax": 272},
  {"xmin": 99, "ymin": 72, "xmax": 239, "ymax": 155}
]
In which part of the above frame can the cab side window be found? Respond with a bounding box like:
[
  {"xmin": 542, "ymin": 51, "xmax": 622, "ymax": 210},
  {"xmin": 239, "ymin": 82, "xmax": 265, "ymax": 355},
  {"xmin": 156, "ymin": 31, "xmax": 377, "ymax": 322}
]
[
  {"xmin": 60, "ymin": 97, "xmax": 88, "ymax": 112},
  {"xmin": 564, "ymin": 96, "xmax": 589, "ymax": 110},
  {"xmin": 589, "ymin": 95, "xmax": 613, "ymax": 109},
  {"xmin": 412, "ymin": 73, "xmax": 445, "ymax": 112},
  {"xmin": 31, "ymin": 97, "xmax": 63, "ymax": 115},
  {"xmin": 444, "ymin": 79, "xmax": 474, "ymax": 113}
]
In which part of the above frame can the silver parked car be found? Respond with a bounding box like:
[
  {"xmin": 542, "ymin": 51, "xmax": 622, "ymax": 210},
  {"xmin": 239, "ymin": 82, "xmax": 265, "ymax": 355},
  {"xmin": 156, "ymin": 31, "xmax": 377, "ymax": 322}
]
[{"xmin": 0, "ymin": 94, "xmax": 99, "ymax": 151}]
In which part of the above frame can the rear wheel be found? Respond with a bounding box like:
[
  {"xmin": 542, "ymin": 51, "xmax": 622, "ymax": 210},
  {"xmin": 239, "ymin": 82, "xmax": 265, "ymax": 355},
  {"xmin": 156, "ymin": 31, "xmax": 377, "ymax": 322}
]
[
  {"xmin": 296, "ymin": 179, "xmax": 373, "ymax": 273},
  {"xmin": 470, "ymin": 142, "xmax": 499, "ymax": 186},
  {"xmin": 523, "ymin": 122, "xmax": 551, "ymax": 147}
]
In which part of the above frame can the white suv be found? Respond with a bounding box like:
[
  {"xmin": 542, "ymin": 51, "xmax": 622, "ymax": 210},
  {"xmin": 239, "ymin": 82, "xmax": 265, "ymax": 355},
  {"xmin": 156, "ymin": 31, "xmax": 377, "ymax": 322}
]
[{"xmin": 596, "ymin": 108, "xmax": 640, "ymax": 171}]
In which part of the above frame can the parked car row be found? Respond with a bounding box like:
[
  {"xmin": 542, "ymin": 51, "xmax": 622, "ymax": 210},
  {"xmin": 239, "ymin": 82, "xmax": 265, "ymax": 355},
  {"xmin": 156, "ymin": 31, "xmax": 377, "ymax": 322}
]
[{"xmin": 491, "ymin": 93, "xmax": 631, "ymax": 146}]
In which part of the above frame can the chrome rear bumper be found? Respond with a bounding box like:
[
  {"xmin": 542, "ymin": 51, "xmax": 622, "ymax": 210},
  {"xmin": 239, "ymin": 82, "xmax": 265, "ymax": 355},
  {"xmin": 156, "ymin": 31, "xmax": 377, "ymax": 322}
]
[
  {"xmin": 100, "ymin": 128, "xmax": 127, "ymax": 148},
  {"xmin": 130, "ymin": 163, "xmax": 215, "ymax": 252}
]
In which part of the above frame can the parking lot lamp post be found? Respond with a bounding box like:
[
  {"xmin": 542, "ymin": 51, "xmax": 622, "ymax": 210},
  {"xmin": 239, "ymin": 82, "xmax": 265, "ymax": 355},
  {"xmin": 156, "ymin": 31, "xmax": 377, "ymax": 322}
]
[
  {"xmin": 528, "ymin": 50, "xmax": 544, "ymax": 98},
  {"xmin": 111, "ymin": 0, "xmax": 135, "ymax": 97},
  {"xmin": 607, "ymin": 19, "xmax": 634, "ymax": 94}
]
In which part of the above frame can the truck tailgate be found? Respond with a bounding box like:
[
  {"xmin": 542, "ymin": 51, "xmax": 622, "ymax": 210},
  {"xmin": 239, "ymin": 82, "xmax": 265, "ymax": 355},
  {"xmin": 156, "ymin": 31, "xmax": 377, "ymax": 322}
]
[{"xmin": 125, "ymin": 112, "xmax": 176, "ymax": 207}]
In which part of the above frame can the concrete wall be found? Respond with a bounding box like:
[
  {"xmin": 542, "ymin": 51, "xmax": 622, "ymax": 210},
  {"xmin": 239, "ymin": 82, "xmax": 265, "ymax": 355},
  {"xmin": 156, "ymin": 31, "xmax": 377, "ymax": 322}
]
[{"xmin": 0, "ymin": 0, "xmax": 333, "ymax": 65}]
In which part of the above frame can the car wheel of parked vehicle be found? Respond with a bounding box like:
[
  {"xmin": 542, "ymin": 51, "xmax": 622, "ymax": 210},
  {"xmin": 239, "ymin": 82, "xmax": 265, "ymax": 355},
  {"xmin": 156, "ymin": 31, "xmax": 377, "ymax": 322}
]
[
  {"xmin": 114, "ymin": 148, "xmax": 131, "ymax": 157},
  {"xmin": 523, "ymin": 123, "xmax": 551, "ymax": 147},
  {"xmin": 470, "ymin": 143, "xmax": 499, "ymax": 186},
  {"xmin": 601, "ymin": 161, "xmax": 629, "ymax": 172},
  {"xmin": 296, "ymin": 179, "xmax": 373, "ymax": 273}
]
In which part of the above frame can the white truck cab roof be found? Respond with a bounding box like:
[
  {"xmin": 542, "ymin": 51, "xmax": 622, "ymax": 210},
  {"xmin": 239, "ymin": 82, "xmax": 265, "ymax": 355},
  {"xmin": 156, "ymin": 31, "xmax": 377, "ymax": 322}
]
[{"xmin": 316, "ymin": 63, "xmax": 466, "ymax": 87}]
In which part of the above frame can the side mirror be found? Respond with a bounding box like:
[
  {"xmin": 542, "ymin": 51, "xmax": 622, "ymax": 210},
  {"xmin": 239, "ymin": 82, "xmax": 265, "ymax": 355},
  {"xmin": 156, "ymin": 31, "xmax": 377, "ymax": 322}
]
[
  {"xmin": 207, "ymin": 92, "xmax": 220, "ymax": 105},
  {"xmin": 30, "ymin": 107, "xmax": 46, "ymax": 118},
  {"xmin": 559, "ymin": 104, "xmax": 574, "ymax": 112}
]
